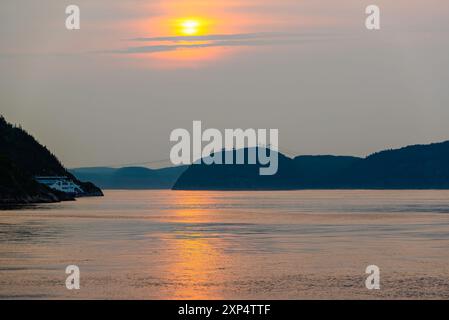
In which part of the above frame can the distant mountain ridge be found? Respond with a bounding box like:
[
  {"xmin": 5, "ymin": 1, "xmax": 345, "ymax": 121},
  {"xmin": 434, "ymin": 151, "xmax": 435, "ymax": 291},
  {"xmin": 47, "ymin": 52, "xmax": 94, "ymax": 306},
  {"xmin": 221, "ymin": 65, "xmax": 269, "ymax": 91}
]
[
  {"xmin": 70, "ymin": 166, "xmax": 187, "ymax": 189},
  {"xmin": 0, "ymin": 116, "xmax": 103, "ymax": 204},
  {"xmin": 72, "ymin": 141, "xmax": 449, "ymax": 191},
  {"xmin": 173, "ymin": 141, "xmax": 449, "ymax": 190}
]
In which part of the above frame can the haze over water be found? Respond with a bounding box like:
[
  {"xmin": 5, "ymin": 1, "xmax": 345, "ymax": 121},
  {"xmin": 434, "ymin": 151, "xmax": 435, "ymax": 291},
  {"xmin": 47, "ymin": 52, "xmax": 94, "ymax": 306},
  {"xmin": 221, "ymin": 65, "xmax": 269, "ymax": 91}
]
[{"xmin": 1, "ymin": 190, "xmax": 449, "ymax": 299}]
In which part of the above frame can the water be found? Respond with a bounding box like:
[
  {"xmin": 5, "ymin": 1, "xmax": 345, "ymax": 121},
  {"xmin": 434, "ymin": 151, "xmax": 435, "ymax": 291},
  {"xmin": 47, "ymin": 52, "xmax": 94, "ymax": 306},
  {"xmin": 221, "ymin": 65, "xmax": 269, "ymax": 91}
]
[{"xmin": 1, "ymin": 190, "xmax": 449, "ymax": 299}]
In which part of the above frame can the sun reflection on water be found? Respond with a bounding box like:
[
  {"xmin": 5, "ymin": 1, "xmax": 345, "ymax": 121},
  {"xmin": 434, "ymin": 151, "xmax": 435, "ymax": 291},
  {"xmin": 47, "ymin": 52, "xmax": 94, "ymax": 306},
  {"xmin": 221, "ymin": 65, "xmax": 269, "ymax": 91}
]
[{"xmin": 160, "ymin": 191, "xmax": 228, "ymax": 299}]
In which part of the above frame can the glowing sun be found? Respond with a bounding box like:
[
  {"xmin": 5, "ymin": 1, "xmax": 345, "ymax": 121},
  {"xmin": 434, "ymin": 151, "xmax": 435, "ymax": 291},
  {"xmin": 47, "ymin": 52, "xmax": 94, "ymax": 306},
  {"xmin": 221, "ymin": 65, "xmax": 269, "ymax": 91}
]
[
  {"xmin": 173, "ymin": 18, "xmax": 209, "ymax": 36},
  {"xmin": 181, "ymin": 20, "xmax": 200, "ymax": 35}
]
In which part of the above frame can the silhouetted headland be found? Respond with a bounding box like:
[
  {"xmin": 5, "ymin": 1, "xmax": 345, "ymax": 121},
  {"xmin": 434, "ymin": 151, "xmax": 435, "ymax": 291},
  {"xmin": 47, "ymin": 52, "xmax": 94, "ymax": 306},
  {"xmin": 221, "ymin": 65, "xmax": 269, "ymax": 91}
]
[{"xmin": 0, "ymin": 115, "xmax": 103, "ymax": 205}]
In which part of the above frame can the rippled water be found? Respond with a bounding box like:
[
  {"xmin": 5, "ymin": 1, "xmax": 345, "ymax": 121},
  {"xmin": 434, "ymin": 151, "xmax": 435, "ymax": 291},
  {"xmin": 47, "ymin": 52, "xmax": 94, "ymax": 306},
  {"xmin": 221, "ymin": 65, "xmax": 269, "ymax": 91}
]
[{"xmin": 1, "ymin": 190, "xmax": 449, "ymax": 299}]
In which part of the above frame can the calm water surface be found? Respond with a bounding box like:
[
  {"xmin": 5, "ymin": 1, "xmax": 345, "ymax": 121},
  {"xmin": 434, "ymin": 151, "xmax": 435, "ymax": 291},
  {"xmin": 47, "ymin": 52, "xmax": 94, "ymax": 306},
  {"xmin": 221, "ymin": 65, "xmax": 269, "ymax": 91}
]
[{"xmin": 1, "ymin": 190, "xmax": 449, "ymax": 299}]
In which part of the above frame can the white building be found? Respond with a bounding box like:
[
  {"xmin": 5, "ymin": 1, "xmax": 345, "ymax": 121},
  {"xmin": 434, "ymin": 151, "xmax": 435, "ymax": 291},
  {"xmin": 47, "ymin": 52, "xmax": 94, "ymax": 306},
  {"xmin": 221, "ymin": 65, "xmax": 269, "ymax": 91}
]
[{"xmin": 35, "ymin": 176, "xmax": 84, "ymax": 194}]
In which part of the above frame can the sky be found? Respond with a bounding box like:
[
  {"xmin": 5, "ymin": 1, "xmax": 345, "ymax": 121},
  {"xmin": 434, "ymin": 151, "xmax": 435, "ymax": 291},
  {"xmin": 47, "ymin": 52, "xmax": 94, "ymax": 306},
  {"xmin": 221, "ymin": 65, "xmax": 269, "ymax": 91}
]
[{"xmin": 1, "ymin": 0, "xmax": 449, "ymax": 168}]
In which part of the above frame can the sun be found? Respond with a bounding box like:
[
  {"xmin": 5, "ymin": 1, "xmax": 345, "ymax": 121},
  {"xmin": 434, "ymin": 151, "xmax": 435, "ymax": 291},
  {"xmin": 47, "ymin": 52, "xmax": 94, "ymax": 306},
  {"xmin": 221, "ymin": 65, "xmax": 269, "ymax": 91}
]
[
  {"xmin": 173, "ymin": 18, "xmax": 209, "ymax": 36},
  {"xmin": 181, "ymin": 20, "xmax": 200, "ymax": 35}
]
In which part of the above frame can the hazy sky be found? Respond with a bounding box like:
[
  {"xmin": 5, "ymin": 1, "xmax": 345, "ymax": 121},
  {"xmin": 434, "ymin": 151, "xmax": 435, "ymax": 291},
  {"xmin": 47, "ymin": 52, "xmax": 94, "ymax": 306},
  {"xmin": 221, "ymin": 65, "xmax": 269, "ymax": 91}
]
[{"xmin": 1, "ymin": 0, "xmax": 449, "ymax": 168}]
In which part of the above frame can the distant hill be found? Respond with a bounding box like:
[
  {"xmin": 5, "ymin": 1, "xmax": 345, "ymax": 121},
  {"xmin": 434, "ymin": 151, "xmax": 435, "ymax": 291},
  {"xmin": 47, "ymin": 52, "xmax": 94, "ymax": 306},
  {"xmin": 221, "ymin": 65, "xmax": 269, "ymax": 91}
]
[
  {"xmin": 70, "ymin": 165, "xmax": 187, "ymax": 189},
  {"xmin": 0, "ymin": 115, "xmax": 103, "ymax": 204},
  {"xmin": 336, "ymin": 141, "xmax": 449, "ymax": 189},
  {"xmin": 173, "ymin": 141, "xmax": 449, "ymax": 190},
  {"xmin": 173, "ymin": 148, "xmax": 302, "ymax": 190},
  {"xmin": 172, "ymin": 149, "xmax": 357, "ymax": 190}
]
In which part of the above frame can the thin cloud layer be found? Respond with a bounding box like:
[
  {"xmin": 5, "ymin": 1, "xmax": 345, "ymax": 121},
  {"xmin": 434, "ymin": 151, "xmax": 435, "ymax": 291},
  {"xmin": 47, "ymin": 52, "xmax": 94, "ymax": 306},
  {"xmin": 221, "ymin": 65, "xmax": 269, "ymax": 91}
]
[
  {"xmin": 116, "ymin": 32, "xmax": 332, "ymax": 54},
  {"xmin": 130, "ymin": 32, "xmax": 307, "ymax": 42}
]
